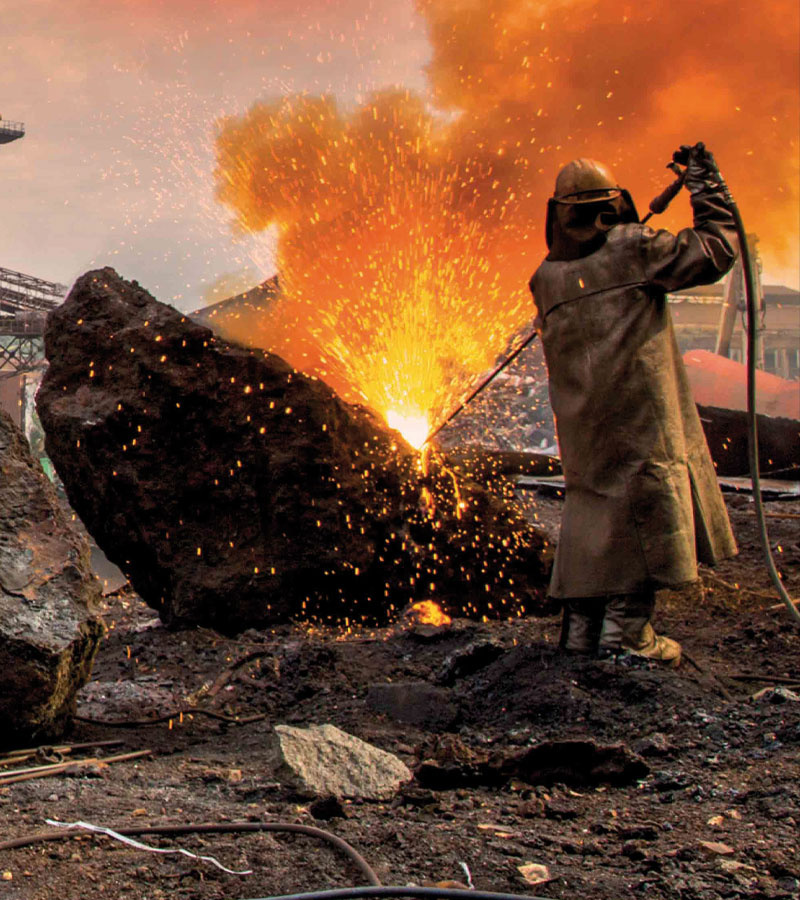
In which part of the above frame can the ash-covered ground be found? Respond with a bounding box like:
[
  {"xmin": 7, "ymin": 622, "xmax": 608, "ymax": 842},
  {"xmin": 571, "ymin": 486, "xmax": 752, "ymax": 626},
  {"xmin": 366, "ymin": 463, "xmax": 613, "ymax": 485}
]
[{"xmin": 1, "ymin": 491, "xmax": 798, "ymax": 900}]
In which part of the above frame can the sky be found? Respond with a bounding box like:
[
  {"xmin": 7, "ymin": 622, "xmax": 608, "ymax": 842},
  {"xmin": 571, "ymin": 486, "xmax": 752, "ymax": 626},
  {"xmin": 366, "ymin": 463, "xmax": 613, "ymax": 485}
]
[
  {"xmin": 1, "ymin": 0, "xmax": 430, "ymax": 308},
  {"xmin": 2, "ymin": 0, "xmax": 798, "ymax": 312}
]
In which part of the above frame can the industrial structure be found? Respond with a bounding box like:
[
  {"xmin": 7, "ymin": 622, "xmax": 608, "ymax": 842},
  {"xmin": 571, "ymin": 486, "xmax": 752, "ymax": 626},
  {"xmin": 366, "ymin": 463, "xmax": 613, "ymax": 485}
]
[
  {"xmin": 670, "ymin": 278, "xmax": 800, "ymax": 380},
  {"xmin": 0, "ymin": 266, "xmax": 67, "ymax": 429},
  {"xmin": 0, "ymin": 119, "xmax": 25, "ymax": 144}
]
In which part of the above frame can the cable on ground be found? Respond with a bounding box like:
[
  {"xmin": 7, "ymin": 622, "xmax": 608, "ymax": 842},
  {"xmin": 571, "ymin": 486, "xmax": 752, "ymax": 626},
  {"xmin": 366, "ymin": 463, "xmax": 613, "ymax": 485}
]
[{"xmin": 0, "ymin": 821, "xmax": 380, "ymax": 886}]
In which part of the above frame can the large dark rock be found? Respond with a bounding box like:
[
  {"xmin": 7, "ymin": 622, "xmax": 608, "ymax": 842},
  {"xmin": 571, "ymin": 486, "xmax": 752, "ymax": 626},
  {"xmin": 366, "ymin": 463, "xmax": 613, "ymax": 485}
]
[
  {"xmin": 0, "ymin": 408, "xmax": 102, "ymax": 745},
  {"xmin": 37, "ymin": 268, "xmax": 551, "ymax": 631}
]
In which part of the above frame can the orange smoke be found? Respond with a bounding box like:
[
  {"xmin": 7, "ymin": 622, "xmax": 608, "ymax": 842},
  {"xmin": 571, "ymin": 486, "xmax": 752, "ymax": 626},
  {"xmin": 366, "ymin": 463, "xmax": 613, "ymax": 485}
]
[
  {"xmin": 213, "ymin": 0, "xmax": 798, "ymax": 442},
  {"xmin": 419, "ymin": 0, "xmax": 799, "ymax": 273},
  {"xmin": 214, "ymin": 90, "xmax": 535, "ymax": 442}
]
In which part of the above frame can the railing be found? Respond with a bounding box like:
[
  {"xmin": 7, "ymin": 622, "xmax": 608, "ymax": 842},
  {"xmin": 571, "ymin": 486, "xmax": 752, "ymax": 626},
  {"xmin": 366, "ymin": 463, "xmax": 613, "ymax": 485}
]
[
  {"xmin": 0, "ymin": 266, "xmax": 66, "ymax": 312},
  {"xmin": 0, "ymin": 315, "xmax": 48, "ymax": 336}
]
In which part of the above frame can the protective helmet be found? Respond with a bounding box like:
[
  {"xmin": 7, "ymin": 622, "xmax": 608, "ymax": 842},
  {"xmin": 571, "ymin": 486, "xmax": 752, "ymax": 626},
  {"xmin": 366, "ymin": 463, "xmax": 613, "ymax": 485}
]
[
  {"xmin": 553, "ymin": 159, "xmax": 621, "ymax": 204},
  {"xmin": 545, "ymin": 158, "xmax": 639, "ymax": 256}
]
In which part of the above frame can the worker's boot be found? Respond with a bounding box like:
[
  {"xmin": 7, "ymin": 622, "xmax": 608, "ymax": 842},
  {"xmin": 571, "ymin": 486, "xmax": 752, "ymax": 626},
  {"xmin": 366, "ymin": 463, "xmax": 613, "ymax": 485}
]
[
  {"xmin": 623, "ymin": 620, "xmax": 682, "ymax": 668},
  {"xmin": 560, "ymin": 599, "xmax": 603, "ymax": 655},
  {"xmin": 597, "ymin": 592, "xmax": 681, "ymax": 668}
]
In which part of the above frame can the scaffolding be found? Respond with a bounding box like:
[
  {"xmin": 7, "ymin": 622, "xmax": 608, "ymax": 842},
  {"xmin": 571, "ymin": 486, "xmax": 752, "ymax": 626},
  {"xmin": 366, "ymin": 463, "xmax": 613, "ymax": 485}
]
[{"xmin": 0, "ymin": 266, "xmax": 67, "ymax": 379}]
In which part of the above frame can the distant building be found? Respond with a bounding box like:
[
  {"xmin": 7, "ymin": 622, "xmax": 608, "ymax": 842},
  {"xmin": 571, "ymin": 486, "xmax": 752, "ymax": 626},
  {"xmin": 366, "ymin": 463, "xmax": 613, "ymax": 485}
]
[{"xmin": 669, "ymin": 282, "xmax": 800, "ymax": 380}]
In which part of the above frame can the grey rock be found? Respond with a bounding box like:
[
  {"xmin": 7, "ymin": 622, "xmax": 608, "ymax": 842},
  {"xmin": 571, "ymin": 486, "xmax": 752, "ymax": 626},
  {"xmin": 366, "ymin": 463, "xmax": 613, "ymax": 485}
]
[
  {"xmin": 268, "ymin": 723, "xmax": 412, "ymax": 799},
  {"xmin": 366, "ymin": 681, "xmax": 458, "ymax": 730},
  {"xmin": 0, "ymin": 408, "xmax": 102, "ymax": 745}
]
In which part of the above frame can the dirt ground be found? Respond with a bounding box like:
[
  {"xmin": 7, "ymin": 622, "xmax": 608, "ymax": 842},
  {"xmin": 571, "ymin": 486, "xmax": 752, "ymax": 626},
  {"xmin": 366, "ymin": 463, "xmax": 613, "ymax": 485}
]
[{"xmin": 1, "ymin": 490, "xmax": 798, "ymax": 900}]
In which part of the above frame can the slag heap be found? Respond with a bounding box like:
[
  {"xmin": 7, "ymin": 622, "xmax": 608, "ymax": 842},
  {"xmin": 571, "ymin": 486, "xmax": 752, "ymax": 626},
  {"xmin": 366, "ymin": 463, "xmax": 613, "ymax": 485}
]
[{"xmin": 37, "ymin": 269, "xmax": 552, "ymax": 632}]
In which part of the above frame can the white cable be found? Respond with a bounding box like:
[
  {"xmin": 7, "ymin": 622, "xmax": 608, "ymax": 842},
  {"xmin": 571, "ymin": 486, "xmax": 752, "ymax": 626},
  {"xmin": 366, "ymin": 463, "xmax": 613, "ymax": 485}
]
[{"xmin": 45, "ymin": 819, "xmax": 253, "ymax": 875}]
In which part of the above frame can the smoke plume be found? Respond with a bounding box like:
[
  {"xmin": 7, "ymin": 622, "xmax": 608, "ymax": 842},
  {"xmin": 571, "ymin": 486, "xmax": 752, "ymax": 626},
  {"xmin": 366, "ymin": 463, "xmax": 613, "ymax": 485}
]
[{"xmin": 213, "ymin": 0, "xmax": 799, "ymax": 440}]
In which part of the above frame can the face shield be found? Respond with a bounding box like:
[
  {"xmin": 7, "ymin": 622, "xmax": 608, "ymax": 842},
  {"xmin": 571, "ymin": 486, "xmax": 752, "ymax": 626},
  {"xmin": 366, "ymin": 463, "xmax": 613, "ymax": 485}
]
[{"xmin": 545, "ymin": 190, "xmax": 640, "ymax": 258}]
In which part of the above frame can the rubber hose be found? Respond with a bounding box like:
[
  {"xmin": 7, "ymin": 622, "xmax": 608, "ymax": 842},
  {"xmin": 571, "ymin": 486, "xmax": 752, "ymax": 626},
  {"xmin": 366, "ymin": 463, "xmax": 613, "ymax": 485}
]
[
  {"xmin": 0, "ymin": 821, "xmax": 380, "ymax": 887},
  {"xmin": 238, "ymin": 887, "xmax": 553, "ymax": 900},
  {"xmin": 727, "ymin": 192, "xmax": 800, "ymax": 625}
]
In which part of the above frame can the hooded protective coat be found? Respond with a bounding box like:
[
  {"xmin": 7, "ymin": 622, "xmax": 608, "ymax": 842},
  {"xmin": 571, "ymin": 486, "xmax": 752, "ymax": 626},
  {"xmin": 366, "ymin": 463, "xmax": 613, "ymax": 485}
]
[{"xmin": 530, "ymin": 184, "xmax": 738, "ymax": 599}]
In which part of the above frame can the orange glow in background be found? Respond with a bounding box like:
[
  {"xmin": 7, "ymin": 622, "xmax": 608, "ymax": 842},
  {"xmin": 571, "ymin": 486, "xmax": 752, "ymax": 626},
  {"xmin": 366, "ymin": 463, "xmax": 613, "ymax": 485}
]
[{"xmin": 210, "ymin": 0, "xmax": 798, "ymax": 443}]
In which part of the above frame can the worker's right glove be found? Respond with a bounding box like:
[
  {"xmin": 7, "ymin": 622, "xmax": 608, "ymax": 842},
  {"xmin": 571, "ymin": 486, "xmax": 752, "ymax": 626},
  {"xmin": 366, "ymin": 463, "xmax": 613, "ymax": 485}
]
[{"xmin": 673, "ymin": 142, "xmax": 724, "ymax": 195}]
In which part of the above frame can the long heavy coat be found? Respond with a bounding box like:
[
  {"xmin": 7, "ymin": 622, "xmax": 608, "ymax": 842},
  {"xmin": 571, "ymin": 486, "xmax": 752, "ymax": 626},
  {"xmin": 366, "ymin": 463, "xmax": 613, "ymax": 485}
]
[{"xmin": 530, "ymin": 189, "xmax": 738, "ymax": 599}]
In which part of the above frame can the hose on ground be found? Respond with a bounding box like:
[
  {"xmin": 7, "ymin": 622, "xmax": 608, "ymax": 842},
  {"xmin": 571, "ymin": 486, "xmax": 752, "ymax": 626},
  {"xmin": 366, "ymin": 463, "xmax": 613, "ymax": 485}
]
[
  {"xmin": 238, "ymin": 889, "xmax": 552, "ymax": 900},
  {"xmin": 0, "ymin": 822, "xmax": 555, "ymax": 899}
]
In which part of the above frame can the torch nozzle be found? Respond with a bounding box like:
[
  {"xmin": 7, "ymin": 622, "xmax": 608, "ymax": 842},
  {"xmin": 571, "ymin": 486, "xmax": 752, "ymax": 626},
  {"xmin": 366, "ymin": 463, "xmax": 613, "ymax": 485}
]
[{"xmin": 641, "ymin": 162, "xmax": 687, "ymax": 223}]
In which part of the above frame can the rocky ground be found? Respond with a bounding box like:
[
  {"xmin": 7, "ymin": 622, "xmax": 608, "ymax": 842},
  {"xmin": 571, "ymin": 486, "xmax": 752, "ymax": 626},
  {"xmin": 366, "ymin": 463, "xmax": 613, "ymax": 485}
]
[{"xmin": 0, "ymin": 490, "xmax": 798, "ymax": 900}]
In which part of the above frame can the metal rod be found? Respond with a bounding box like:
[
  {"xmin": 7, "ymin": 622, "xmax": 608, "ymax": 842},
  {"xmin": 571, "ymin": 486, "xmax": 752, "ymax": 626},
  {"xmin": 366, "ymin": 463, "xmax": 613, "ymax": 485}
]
[{"xmin": 424, "ymin": 328, "xmax": 539, "ymax": 445}]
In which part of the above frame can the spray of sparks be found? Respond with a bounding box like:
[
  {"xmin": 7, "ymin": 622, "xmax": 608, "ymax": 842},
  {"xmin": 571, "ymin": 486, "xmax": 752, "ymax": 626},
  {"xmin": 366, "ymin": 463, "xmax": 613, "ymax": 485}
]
[
  {"xmin": 68, "ymin": 0, "xmax": 795, "ymax": 629},
  {"xmin": 212, "ymin": 90, "xmax": 534, "ymax": 447}
]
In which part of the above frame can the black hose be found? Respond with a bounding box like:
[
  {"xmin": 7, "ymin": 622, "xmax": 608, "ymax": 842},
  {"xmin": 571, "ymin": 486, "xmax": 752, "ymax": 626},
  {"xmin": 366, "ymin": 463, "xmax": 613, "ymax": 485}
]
[
  {"xmin": 727, "ymin": 191, "xmax": 800, "ymax": 624},
  {"xmin": 238, "ymin": 888, "xmax": 553, "ymax": 900},
  {"xmin": 0, "ymin": 821, "xmax": 380, "ymax": 887}
]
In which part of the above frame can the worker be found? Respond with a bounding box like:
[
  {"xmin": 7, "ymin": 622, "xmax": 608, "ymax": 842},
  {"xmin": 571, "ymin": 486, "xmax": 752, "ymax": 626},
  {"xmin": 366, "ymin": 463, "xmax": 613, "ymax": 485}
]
[{"xmin": 529, "ymin": 143, "xmax": 738, "ymax": 666}]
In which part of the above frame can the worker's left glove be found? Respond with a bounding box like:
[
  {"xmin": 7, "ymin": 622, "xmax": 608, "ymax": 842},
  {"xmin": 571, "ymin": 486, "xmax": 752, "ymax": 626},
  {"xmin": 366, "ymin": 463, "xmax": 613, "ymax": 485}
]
[{"xmin": 674, "ymin": 142, "xmax": 724, "ymax": 195}]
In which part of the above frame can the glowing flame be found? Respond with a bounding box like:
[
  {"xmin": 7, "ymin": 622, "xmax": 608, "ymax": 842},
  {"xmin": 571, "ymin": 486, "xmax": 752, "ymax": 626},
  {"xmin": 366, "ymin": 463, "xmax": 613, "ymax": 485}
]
[
  {"xmin": 213, "ymin": 91, "xmax": 532, "ymax": 439},
  {"xmin": 408, "ymin": 600, "xmax": 452, "ymax": 627},
  {"xmin": 386, "ymin": 409, "xmax": 430, "ymax": 449}
]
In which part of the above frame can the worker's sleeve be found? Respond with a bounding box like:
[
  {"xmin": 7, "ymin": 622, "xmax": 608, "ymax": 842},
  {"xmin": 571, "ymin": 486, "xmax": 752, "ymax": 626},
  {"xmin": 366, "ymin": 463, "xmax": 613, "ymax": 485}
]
[{"xmin": 640, "ymin": 188, "xmax": 738, "ymax": 293}]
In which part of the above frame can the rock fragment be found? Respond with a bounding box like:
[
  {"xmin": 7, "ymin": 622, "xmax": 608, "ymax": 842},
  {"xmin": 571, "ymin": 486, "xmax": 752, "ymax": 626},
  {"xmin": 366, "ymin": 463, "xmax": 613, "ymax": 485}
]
[
  {"xmin": 415, "ymin": 735, "xmax": 648, "ymax": 790},
  {"xmin": 435, "ymin": 639, "xmax": 505, "ymax": 685},
  {"xmin": 0, "ymin": 409, "xmax": 101, "ymax": 744},
  {"xmin": 699, "ymin": 840, "xmax": 735, "ymax": 855},
  {"xmin": 517, "ymin": 863, "xmax": 551, "ymax": 886},
  {"xmin": 267, "ymin": 723, "xmax": 412, "ymax": 799},
  {"xmin": 510, "ymin": 739, "xmax": 649, "ymax": 787}
]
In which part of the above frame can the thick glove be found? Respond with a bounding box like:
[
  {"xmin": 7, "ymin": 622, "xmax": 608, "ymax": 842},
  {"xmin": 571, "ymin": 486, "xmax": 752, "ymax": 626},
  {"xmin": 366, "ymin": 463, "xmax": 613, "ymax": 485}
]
[{"xmin": 673, "ymin": 142, "xmax": 724, "ymax": 195}]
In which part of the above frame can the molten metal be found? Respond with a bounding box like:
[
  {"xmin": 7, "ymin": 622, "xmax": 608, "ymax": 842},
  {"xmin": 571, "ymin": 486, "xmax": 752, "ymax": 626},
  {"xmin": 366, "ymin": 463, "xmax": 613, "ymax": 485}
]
[
  {"xmin": 213, "ymin": 92, "xmax": 533, "ymax": 446},
  {"xmin": 408, "ymin": 600, "xmax": 452, "ymax": 628}
]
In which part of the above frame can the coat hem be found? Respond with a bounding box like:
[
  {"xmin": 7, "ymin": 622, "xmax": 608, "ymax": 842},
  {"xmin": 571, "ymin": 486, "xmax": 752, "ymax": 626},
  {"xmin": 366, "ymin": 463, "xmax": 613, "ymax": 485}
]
[{"xmin": 547, "ymin": 574, "xmax": 704, "ymax": 602}]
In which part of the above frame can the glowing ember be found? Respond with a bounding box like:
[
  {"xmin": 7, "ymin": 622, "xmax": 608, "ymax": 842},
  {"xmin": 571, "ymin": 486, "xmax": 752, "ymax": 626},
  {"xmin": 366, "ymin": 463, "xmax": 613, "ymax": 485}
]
[
  {"xmin": 408, "ymin": 600, "xmax": 452, "ymax": 628},
  {"xmin": 386, "ymin": 409, "xmax": 430, "ymax": 449}
]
